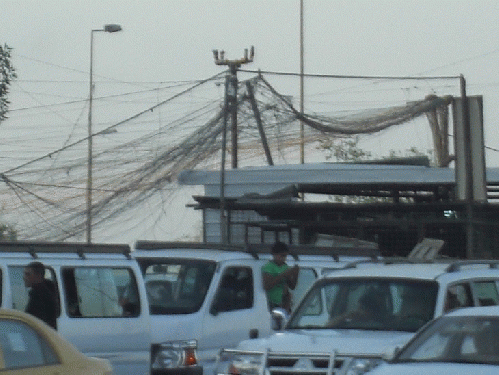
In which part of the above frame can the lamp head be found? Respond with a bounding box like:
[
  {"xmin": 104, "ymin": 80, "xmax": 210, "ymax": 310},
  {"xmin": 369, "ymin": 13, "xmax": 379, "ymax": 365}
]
[{"xmin": 104, "ymin": 24, "xmax": 122, "ymax": 33}]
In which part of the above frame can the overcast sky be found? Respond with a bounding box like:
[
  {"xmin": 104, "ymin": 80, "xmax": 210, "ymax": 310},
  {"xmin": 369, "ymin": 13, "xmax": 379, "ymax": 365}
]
[
  {"xmin": 2, "ymin": 0, "xmax": 499, "ymax": 242},
  {"xmin": 4, "ymin": 1, "xmax": 499, "ymax": 151},
  {"xmin": 3, "ymin": 1, "xmax": 499, "ymax": 78}
]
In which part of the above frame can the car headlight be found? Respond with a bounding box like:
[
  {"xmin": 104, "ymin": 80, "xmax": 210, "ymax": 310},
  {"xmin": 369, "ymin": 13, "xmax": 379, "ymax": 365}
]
[
  {"xmin": 151, "ymin": 340, "xmax": 198, "ymax": 369},
  {"xmin": 345, "ymin": 357, "xmax": 382, "ymax": 375},
  {"xmin": 215, "ymin": 349, "xmax": 265, "ymax": 375}
]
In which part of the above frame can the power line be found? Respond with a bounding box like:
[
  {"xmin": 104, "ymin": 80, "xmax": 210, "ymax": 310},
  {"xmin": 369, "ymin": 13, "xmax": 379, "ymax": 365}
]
[
  {"xmin": 239, "ymin": 69, "xmax": 460, "ymax": 80},
  {"xmin": 0, "ymin": 71, "xmax": 481, "ymax": 242}
]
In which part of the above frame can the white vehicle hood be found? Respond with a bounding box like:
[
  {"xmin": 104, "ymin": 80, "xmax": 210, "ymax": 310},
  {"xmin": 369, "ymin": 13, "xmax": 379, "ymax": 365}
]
[
  {"xmin": 237, "ymin": 329, "xmax": 414, "ymax": 355},
  {"xmin": 150, "ymin": 314, "xmax": 200, "ymax": 343},
  {"xmin": 369, "ymin": 362, "xmax": 499, "ymax": 375}
]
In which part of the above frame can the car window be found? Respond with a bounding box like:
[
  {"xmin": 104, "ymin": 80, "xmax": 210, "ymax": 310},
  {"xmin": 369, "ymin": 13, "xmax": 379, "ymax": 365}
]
[
  {"xmin": 9, "ymin": 266, "xmax": 59, "ymax": 316},
  {"xmin": 62, "ymin": 267, "xmax": 140, "ymax": 317},
  {"xmin": 290, "ymin": 267, "xmax": 317, "ymax": 309},
  {"xmin": 139, "ymin": 259, "xmax": 216, "ymax": 315},
  {"xmin": 211, "ymin": 267, "xmax": 254, "ymax": 313},
  {"xmin": 444, "ymin": 283, "xmax": 473, "ymax": 313},
  {"xmin": 0, "ymin": 319, "xmax": 59, "ymax": 369},
  {"xmin": 397, "ymin": 316, "xmax": 499, "ymax": 365},
  {"xmin": 288, "ymin": 278, "xmax": 438, "ymax": 332},
  {"xmin": 472, "ymin": 281, "xmax": 499, "ymax": 307}
]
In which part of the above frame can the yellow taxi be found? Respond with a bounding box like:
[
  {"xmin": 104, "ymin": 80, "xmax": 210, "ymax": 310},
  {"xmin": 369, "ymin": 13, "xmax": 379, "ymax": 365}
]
[{"xmin": 0, "ymin": 309, "xmax": 113, "ymax": 375}]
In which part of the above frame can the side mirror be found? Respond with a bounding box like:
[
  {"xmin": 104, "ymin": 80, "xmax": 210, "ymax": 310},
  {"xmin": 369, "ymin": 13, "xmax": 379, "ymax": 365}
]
[
  {"xmin": 209, "ymin": 304, "xmax": 219, "ymax": 316},
  {"xmin": 271, "ymin": 307, "xmax": 289, "ymax": 331},
  {"xmin": 382, "ymin": 346, "xmax": 400, "ymax": 362}
]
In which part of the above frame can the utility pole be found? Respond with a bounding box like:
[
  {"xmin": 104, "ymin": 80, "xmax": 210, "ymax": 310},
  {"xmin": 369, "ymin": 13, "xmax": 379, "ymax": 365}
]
[
  {"xmin": 300, "ymin": 0, "xmax": 305, "ymax": 164},
  {"xmin": 213, "ymin": 46, "xmax": 254, "ymax": 168},
  {"xmin": 460, "ymin": 75, "xmax": 475, "ymax": 259},
  {"xmin": 213, "ymin": 47, "xmax": 254, "ymax": 243}
]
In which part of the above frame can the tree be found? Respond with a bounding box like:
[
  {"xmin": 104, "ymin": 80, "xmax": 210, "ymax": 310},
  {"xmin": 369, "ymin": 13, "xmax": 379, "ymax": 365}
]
[
  {"xmin": 317, "ymin": 135, "xmax": 433, "ymax": 203},
  {"xmin": 0, "ymin": 44, "xmax": 17, "ymax": 121},
  {"xmin": 318, "ymin": 136, "xmax": 372, "ymax": 163},
  {"xmin": 318, "ymin": 135, "xmax": 433, "ymax": 164},
  {"xmin": 0, "ymin": 44, "xmax": 17, "ymax": 240},
  {"xmin": 0, "ymin": 224, "xmax": 16, "ymax": 241}
]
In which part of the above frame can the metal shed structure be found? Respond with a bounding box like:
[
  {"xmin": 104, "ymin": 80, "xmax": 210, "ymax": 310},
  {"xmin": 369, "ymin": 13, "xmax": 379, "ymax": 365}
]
[{"xmin": 179, "ymin": 161, "xmax": 499, "ymax": 259}]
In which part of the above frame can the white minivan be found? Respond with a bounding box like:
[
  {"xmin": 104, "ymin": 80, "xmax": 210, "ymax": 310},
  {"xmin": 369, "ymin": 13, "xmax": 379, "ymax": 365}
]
[
  {"xmin": 132, "ymin": 241, "xmax": 379, "ymax": 375},
  {"xmin": 0, "ymin": 241, "xmax": 152, "ymax": 375}
]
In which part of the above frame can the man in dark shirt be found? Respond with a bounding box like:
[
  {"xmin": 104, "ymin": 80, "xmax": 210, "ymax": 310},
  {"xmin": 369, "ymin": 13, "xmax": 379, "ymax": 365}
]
[{"xmin": 23, "ymin": 261, "xmax": 59, "ymax": 330}]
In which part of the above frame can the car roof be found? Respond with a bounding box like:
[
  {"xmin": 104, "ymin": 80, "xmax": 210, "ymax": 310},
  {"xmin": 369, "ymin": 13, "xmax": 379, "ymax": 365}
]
[
  {"xmin": 323, "ymin": 262, "xmax": 449, "ymax": 280},
  {"xmin": 445, "ymin": 305, "xmax": 499, "ymax": 317},
  {"xmin": 0, "ymin": 308, "xmax": 36, "ymax": 320},
  {"xmin": 0, "ymin": 241, "xmax": 132, "ymax": 261},
  {"xmin": 132, "ymin": 248, "xmax": 364, "ymax": 267},
  {"xmin": 322, "ymin": 259, "xmax": 499, "ymax": 281},
  {"xmin": 132, "ymin": 248, "xmax": 257, "ymax": 262},
  {"xmin": 132, "ymin": 241, "xmax": 379, "ymax": 265}
]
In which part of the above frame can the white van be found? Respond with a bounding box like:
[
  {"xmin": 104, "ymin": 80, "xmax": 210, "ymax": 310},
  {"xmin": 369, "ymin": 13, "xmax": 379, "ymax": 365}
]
[
  {"xmin": 0, "ymin": 241, "xmax": 152, "ymax": 375},
  {"xmin": 132, "ymin": 241, "xmax": 379, "ymax": 375}
]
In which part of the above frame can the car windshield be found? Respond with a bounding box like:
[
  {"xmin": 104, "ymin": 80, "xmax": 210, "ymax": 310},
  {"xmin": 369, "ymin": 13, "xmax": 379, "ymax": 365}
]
[
  {"xmin": 287, "ymin": 278, "xmax": 438, "ymax": 332},
  {"xmin": 396, "ymin": 316, "xmax": 499, "ymax": 365},
  {"xmin": 138, "ymin": 259, "xmax": 216, "ymax": 315}
]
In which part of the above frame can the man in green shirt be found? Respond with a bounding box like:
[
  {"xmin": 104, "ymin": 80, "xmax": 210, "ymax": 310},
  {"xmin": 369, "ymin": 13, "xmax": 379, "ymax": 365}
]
[{"xmin": 262, "ymin": 242, "xmax": 299, "ymax": 312}]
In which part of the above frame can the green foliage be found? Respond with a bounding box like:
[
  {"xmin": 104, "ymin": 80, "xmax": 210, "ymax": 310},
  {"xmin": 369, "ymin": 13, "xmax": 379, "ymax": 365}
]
[
  {"xmin": 0, "ymin": 44, "xmax": 17, "ymax": 239},
  {"xmin": 0, "ymin": 44, "xmax": 17, "ymax": 122},
  {"xmin": 319, "ymin": 136, "xmax": 372, "ymax": 162},
  {"xmin": 317, "ymin": 136, "xmax": 433, "ymax": 204},
  {"xmin": 386, "ymin": 146, "xmax": 432, "ymax": 160},
  {"xmin": 318, "ymin": 136, "xmax": 433, "ymax": 164},
  {"xmin": 0, "ymin": 224, "xmax": 17, "ymax": 241}
]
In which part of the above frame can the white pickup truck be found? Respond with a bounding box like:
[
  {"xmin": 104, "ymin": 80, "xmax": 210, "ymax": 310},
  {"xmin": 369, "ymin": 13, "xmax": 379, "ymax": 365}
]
[
  {"xmin": 216, "ymin": 259, "xmax": 499, "ymax": 375},
  {"xmin": 131, "ymin": 241, "xmax": 379, "ymax": 375}
]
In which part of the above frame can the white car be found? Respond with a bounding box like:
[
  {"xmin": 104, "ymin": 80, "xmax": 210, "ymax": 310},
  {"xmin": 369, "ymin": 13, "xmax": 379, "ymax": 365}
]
[
  {"xmin": 368, "ymin": 305, "xmax": 499, "ymax": 375},
  {"xmin": 216, "ymin": 259, "xmax": 499, "ymax": 375}
]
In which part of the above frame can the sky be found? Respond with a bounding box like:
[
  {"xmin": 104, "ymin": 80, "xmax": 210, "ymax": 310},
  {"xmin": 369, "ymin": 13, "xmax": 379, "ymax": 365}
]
[{"xmin": 2, "ymin": 0, "xmax": 499, "ymax": 243}]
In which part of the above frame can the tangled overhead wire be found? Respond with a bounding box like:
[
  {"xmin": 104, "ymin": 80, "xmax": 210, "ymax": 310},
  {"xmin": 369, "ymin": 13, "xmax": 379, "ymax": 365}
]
[{"xmin": 0, "ymin": 72, "xmax": 453, "ymax": 241}]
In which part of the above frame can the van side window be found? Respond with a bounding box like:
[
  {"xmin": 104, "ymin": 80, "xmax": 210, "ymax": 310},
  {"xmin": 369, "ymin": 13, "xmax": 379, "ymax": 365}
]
[
  {"xmin": 473, "ymin": 281, "xmax": 499, "ymax": 306},
  {"xmin": 140, "ymin": 260, "xmax": 216, "ymax": 315},
  {"xmin": 62, "ymin": 267, "xmax": 140, "ymax": 318},
  {"xmin": 212, "ymin": 267, "xmax": 254, "ymax": 313},
  {"xmin": 9, "ymin": 266, "xmax": 59, "ymax": 316}
]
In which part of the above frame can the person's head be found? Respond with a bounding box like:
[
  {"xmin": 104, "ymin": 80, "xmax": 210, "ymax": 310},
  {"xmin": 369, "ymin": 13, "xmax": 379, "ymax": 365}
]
[
  {"xmin": 23, "ymin": 261, "xmax": 45, "ymax": 288},
  {"xmin": 271, "ymin": 241, "xmax": 289, "ymax": 266}
]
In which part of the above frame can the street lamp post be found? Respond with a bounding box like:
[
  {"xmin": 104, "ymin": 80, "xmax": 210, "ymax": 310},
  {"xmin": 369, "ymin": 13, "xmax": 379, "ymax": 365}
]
[{"xmin": 86, "ymin": 24, "xmax": 122, "ymax": 243}]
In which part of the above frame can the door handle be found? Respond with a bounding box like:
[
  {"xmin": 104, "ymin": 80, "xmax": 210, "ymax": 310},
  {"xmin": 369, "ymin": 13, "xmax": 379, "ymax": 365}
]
[{"xmin": 249, "ymin": 328, "xmax": 259, "ymax": 339}]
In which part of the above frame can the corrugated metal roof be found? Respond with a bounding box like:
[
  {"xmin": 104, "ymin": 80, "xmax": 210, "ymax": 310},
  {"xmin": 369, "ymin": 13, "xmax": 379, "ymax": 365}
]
[{"xmin": 178, "ymin": 163, "xmax": 499, "ymax": 186}]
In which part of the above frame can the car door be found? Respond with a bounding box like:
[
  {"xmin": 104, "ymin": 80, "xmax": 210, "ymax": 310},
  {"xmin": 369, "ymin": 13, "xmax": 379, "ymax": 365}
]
[
  {"xmin": 56, "ymin": 264, "xmax": 150, "ymax": 375},
  {"xmin": 201, "ymin": 263, "xmax": 271, "ymax": 363},
  {"xmin": 8, "ymin": 262, "xmax": 149, "ymax": 375},
  {"xmin": 0, "ymin": 318, "xmax": 64, "ymax": 375}
]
